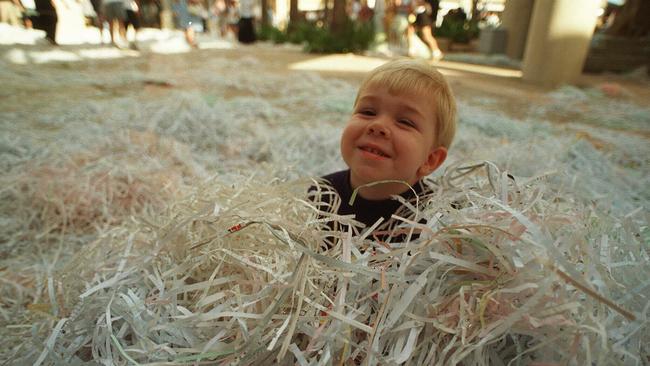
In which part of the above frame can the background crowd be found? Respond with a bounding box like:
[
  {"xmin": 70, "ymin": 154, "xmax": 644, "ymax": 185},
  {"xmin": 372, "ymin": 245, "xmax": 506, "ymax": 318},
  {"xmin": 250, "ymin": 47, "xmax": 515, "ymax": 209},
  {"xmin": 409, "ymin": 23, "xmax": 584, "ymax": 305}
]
[
  {"xmin": 0, "ymin": 0, "xmax": 492, "ymax": 58},
  {"xmin": 0, "ymin": 0, "xmax": 254, "ymax": 47}
]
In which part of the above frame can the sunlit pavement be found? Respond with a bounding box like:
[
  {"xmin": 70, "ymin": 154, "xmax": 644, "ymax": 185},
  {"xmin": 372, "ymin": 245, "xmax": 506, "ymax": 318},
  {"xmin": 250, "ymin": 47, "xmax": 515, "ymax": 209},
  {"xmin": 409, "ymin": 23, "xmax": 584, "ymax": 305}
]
[{"xmin": 1, "ymin": 22, "xmax": 241, "ymax": 64}]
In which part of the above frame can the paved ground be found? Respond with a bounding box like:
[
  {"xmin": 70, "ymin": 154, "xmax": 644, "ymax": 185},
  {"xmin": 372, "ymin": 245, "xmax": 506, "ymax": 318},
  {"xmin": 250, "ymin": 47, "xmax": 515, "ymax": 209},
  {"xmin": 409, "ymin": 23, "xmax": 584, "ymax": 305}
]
[{"xmin": 4, "ymin": 32, "xmax": 649, "ymax": 125}]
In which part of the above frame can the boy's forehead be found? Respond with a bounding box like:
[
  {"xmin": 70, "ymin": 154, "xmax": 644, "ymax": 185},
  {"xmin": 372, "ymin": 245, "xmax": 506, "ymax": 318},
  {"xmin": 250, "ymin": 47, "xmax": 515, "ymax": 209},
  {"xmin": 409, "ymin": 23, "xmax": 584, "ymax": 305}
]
[
  {"xmin": 357, "ymin": 84, "xmax": 438, "ymax": 123},
  {"xmin": 357, "ymin": 81, "xmax": 435, "ymax": 101}
]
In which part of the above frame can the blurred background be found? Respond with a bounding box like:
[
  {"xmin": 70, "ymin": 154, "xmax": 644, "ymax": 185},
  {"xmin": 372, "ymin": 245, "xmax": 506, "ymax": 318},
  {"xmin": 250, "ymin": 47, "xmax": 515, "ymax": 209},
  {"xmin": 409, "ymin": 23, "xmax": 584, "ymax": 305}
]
[{"xmin": 1, "ymin": 0, "xmax": 648, "ymax": 81}]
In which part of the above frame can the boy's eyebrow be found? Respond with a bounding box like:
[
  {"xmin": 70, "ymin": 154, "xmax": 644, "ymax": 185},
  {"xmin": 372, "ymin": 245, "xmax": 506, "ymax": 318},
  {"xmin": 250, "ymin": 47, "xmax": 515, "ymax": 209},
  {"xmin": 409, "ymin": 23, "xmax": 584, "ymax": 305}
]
[
  {"xmin": 358, "ymin": 95, "xmax": 426, "ymax": 120},
  {"xmin": 356, "ymin": 95, "xmax": 379, "ymax": 104}
]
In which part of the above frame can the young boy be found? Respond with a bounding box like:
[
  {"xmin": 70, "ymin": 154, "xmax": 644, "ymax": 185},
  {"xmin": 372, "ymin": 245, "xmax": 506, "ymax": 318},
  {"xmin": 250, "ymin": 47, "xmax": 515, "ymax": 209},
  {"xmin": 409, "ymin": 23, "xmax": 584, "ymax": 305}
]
[{"xmin": 312, "ymin": 59, "xmax": 457, "ymax": 242}]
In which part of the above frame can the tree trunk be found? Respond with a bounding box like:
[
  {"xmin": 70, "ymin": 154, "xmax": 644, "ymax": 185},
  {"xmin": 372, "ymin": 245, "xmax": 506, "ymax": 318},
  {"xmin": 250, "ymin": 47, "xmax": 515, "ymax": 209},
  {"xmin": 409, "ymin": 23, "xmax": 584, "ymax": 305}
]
[
  {"xmin": 260, "ymin": 0, "xmax": 269, "ymax": 27},
  {"xmin": 330, "ymin": 0, "xmax": 347, "ymax": 33},
  {"xmin": 323, "ymin": 0, "xmax": 330, "ymax": 25},
  {"xmin": 606, "ymin": 0, "xmax": 650, "ymax": 38},
  {"xmin": 289, "ymin": 0, "xmax": 299, "ymax": 26}
]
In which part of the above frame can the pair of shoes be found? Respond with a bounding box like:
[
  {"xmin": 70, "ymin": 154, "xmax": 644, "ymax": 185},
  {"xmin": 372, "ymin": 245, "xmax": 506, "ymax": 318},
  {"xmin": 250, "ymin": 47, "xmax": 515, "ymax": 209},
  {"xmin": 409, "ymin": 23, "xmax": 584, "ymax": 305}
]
[{"xmin": 431, "ymin": 49, "xmax": 444, "ymax": 62}]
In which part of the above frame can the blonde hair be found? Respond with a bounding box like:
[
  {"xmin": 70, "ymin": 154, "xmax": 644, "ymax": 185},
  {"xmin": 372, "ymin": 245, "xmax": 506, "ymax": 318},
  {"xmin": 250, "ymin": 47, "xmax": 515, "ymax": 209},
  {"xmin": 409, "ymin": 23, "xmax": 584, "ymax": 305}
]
[{"xmin": 354, "ymin": 59, "xmax": 457, "ymax": 149}]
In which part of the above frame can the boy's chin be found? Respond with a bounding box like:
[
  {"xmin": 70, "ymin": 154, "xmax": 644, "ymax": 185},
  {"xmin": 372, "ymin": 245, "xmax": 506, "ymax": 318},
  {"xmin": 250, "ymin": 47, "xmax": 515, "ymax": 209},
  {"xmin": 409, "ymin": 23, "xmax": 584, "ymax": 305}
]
[
  {"xmin": 350, "ymin": 169, "xmax": 384, "ymax": 185},
  {"xmin": 352, "ymin": 178, "xmax": 417, "ymax": 200}
]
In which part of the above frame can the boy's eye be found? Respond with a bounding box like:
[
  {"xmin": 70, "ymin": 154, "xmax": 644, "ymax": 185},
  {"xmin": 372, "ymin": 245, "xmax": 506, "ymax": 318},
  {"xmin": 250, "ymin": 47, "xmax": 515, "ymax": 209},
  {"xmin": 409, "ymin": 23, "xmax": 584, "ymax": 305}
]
[
  {"xmin": 358, "ymin": 109, "xmax": 376, "ymax": 116},
  {"xmin": 398, "ymin": 119, "xmax": 416, "ymax": 127}
]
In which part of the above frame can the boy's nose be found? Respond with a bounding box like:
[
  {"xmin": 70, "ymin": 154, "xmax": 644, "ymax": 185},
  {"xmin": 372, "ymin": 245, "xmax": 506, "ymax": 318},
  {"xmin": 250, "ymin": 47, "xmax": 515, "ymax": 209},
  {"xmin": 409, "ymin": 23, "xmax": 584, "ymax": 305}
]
[{"xmin": 367, "ymin": 119, "xmax": 390, "ymax": 137}]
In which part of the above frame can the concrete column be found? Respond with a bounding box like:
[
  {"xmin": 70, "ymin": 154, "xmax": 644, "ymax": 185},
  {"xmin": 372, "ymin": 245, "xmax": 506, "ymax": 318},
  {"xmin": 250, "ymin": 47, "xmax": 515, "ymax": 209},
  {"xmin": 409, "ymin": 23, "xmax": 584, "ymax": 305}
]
[
  {"xmin": 500, "ymin": 0, "xmax": 534, "ymax": 60},
  {"xmin": 276, "ymin": 0, "xmax": 289, "ymax": 29},
  {"xmin": 522, "ymin": 0, "xmax": 599, "ymax": 87}
]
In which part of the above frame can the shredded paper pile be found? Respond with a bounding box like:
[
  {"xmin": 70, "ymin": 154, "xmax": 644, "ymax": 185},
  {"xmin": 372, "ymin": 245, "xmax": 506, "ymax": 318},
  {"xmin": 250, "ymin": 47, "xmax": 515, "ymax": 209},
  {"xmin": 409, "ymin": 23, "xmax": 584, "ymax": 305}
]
[{"xmin": 4, "ymin": 161, "xmax": 647, "ymax": 365}]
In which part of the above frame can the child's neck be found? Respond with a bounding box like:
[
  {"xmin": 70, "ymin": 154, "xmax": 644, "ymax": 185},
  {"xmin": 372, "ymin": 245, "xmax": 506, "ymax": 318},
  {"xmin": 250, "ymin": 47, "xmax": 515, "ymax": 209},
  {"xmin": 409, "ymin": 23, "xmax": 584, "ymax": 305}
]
[{"xmin": 351, "ymin": 179, "xmax": 418, "ymax": 201}]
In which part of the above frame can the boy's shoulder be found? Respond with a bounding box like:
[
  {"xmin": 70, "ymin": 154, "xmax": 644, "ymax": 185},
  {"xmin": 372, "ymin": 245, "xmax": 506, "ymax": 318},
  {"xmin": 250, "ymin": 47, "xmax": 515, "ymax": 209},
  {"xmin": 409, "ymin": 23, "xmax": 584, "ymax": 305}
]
[{"xmin": 319, "ymin": 170, "xmax": 349, "ymax": 195}]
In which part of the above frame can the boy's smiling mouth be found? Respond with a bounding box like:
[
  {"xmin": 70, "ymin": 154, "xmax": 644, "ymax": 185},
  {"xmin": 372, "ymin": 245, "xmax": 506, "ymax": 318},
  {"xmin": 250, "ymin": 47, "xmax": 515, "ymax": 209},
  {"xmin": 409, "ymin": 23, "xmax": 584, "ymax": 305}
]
[{"xmin": 358, "ymin": 144, "xmax": 390, "ymax": 158}]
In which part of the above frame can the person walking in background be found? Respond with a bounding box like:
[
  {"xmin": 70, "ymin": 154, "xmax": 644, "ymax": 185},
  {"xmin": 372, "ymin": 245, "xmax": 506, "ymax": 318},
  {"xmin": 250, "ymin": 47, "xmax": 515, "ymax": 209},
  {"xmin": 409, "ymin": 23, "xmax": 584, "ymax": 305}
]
[
  {"xmin": 357, "ymin": 0, "xmax": 373, "ymax": 23},
  {"xmin": 1, "ymin": 0, "xmax": 24, "ymax": 26},
  {"xmin": 140, "ymin": 0, "xmax": 159, "ymax": 27},
  {"xmin": 225, "ymin": 0, "xmax": 238, "ymax": 40},
  {"xmin": 102, "ymin": 0, "xmax": 127, "ymax": 46},
  {"xmin": 187, "ymin": 0, "xmax": 207, "ymax": 31},
  {"xmin": 211, "ymin": 0, "xmax": 227, "ymax": 37},
  {"xmin": 425, "ymin": 0, "xmax": 438, "ymax": 26},
  {"xmin": 0, "ymin": 0, "xmax": 23, "ymax": 26},
  {"xmin": 88, "ymin": 0, "xmax": 105, "ymax": 37},
  {"xmin": 33, "ymin": 0, "xmax": 57, "ymax": 44},
  {"xmin": 408, "ymin": 0, "xmax": 442, "ymax": 60},
  {"xmin": 389, "ymin": 0, "xmax": 410, "ymax": 52},
  {"xmin": 19, "ymin": 0, "xmax": 37, "ymax": 28},
  {"xmin": 349, "ymin": 0, "xmax": 361, "ymax": 20},
  {"xmin": 236, "ymin": 0, "xmax": 254, "ymax": 44},
  {"xmin": 172, "ymin": 0, "xmax": 199, "ymax": 47},
  {"xmin": 124, "ymin": 0, "xmax": 140, "ymax": 49}
]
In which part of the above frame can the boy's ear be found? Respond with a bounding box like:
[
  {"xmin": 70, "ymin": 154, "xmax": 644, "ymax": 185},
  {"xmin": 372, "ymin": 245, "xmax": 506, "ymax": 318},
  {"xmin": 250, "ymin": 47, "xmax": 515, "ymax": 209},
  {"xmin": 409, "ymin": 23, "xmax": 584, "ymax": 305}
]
[{"xmin": 417, "ymin": 146, "xmax": 447, "ymax": 178}]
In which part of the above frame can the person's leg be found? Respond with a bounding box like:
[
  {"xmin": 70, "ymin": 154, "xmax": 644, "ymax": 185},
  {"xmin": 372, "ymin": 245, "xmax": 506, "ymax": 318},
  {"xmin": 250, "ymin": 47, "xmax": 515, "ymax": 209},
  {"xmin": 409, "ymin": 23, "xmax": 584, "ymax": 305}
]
[
  {"xmin": 108, "ymin": 18, "xmax": 117, "ymax": 44},
  {"xmin": 185, "ymin": 26, "xmax": 196, "ymax": 46},
  {"xmin": 406, "ymin": 24, "xmax": 415, "ymax": 56},
  {"xmin": 228, "ymin": 23, "xmax": 238, "ymax": 39},
  {"xmin": 118, "ymin": 19, "xmax": 126, "ymax": 41},
  {"xmin": 22, "ymin": 8, "xmax": 35, "ymax": 28},
  {"xmin": 96, "ymin": 13, "xmax": 106, "ymax": 42},
  {"xmin": 90, "ymin": 0, "xmax": 103, "ymax": 29},
  {"xmin": 127, "ymin": 10, "xmax": 140, "ymax": 49},
  {"xmin": 46, "ymin": 13, "xmax": 57, "ymax": 44},
  {"xmin": 106, "ymin": 2, "xmax": 126, "ymax": 46},
  {"xmin": 421, "ymin": 25, "xmax": 442, "ymax": 60},
  {"xmin": 218, "ymin": 17, "xmax": 226, "ymax": 37}
]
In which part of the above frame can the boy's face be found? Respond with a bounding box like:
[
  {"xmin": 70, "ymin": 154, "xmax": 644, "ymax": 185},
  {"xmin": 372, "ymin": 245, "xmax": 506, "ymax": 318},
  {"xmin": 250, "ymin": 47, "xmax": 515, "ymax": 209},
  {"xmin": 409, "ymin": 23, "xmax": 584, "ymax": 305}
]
[{"xmin": 340, "ymin": 84, "xmax": 447, "ymax": 198}]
